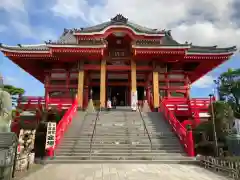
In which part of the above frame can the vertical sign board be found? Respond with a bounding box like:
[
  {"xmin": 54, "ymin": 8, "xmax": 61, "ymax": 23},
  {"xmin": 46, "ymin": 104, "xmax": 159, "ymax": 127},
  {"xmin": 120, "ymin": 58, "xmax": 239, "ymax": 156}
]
[
  {"xmin": 131, "ymin": 91, "xmax": 138, "ymax": 111},
  {"xmin": 45, "ymin": 122, "xmax": 56, "ymax": 149}
]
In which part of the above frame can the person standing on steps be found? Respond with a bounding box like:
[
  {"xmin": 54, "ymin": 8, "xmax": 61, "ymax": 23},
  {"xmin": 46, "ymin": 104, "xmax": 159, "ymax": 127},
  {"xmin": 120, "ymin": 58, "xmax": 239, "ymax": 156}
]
[
  {"xmin": 112, "ymin": 96, "xmax": 117, "ymax": 109},
  {"xmin": 107, "ymin": 97, "xmax": 112, "ymax": 111}
]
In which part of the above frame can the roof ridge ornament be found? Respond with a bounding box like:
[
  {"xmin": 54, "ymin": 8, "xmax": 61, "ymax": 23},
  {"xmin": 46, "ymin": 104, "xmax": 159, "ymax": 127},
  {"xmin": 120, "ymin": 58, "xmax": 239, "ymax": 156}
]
[{"xmin": 111, "ymin": 14, "xmax": 128, "ymax": 24}]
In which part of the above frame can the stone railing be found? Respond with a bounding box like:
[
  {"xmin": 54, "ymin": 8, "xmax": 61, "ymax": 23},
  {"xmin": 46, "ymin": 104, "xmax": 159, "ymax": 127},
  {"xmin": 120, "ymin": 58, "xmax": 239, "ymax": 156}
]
[{"xmin": 199, "ymin": 155, "xmax": 240, "ymax": 179}]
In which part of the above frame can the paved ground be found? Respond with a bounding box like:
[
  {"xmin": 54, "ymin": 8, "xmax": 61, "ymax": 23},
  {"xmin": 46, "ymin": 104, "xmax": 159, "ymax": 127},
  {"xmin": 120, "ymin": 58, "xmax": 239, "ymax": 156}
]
[{"xmin": 21, "ymin": 164, "xmax": 230, "ymax": 180}]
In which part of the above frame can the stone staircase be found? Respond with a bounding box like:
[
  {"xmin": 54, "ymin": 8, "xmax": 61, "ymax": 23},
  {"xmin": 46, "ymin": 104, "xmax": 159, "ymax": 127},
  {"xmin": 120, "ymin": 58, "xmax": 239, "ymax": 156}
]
[{"xmin": 48, "ymin": 107, "xmax": 196, "ymax": 163}]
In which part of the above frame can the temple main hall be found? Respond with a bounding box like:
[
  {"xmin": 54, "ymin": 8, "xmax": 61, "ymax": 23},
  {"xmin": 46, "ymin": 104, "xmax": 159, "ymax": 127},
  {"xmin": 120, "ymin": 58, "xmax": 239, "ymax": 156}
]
[{"xmin": 0, "ymin": 14, "xmax": 236, "ymax": 110}]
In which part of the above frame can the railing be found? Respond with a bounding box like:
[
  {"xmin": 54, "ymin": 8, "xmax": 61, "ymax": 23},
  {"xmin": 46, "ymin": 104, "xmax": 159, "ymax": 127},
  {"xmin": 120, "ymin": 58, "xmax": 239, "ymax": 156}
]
[
  {"xmin": 137, "ymin": 105, "xmax": 152, "ymax": 151},
  {"xmin": 160, "ymin": 98, "xmax": 194, "ymax": 156},
  {"xmin": 199, "ymin": 156, "xmax": 240, "ymax": 179},
  {"xmin": 17, "ymin": 96, "xmax": 73, "ymax": 111},
  {"xmin": 17, "ymin": 96, "xmax": 45, "ymax": 110},
  {"xmin": 162, "ymin": 97, "xmax": 214, "ymax": 127},
  {"xmin": 46, "ymin": 96, "xmax": 78, "ymax": 157},
  {"xmin": 89, "ymin": 106, "xmax": 101, "ymax": 159}
]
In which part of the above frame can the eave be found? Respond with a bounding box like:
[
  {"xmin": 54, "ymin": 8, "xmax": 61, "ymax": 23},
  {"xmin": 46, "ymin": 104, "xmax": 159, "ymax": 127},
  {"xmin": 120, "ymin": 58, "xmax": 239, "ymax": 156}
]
[
  {"xmin": 73, "ymin": 26, "xmax": 165, "ymax": 39},
  {"xmin": 46, "ymin": 44, "xmax": 106, "ymax": 48}
]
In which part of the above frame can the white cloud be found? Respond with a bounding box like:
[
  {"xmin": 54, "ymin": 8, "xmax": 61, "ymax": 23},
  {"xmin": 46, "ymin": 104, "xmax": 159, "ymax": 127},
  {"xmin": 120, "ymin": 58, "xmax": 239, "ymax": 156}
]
[
  {"xmin": 51, "ymin": 0, "xmax": 240, "ymax": 48},
  {"xmin": 0, "ymin": 0, "xmax": 26, "ymax": 12},
  {"xmin": 10, "ymin": 21, "xmax": 57, "ymax": 41},
  {"xmin": 51, "ymin": 0, "xmax": 89, "ymax": 20},
  {"xmin": 0, "ymin": 0, "xmax": 57, "ymax": 41},
  {"xmin": 192, "ymin": 75, "xmax": 215, "ymax": 88}
]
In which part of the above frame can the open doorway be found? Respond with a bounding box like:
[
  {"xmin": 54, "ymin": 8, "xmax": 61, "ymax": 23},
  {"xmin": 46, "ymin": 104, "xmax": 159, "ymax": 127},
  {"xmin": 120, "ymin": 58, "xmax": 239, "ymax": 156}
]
[
  {"xmin": 137, "ymin": 86, "xmax": 144, "ymax": 100},
  {"xmin": 108, "ymin": 86, "xmax": 127, "ymax": 106}
]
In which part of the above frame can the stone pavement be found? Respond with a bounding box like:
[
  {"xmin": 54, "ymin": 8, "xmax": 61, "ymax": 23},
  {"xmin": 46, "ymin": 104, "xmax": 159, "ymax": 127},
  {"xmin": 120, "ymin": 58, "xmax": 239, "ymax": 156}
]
[{"xmin": 21, "ymin": 164, "xmax": 231, "ymax": 180}]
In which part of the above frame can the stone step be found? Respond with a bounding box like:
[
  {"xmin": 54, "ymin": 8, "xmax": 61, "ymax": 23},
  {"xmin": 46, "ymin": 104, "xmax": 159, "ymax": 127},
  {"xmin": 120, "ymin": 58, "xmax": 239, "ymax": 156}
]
[
  {"xmin": 45, "ymin": 158, "xmax": 198, "ymax": 164},
  {"xmin": 59, "ymin": 139, "xmax": 180, "ymax": 145},
  {"xmin": 76, "ymin": 126, "xmax": 161, "ymax": 130},
  {"xmin": 74, "ymin": 129, "xmax": 160, "ymax": 133},
  {"xmin": 55, "ymin": 149, "xmax": 183, "ymax": 154},
  {"xmin": 63, "ymin": 132, "xmax": 175, "ymax": 137},
  {"xmin": 51, "ymin": 155, "xmax": 190, "ymax": 161},
  {"xmin": 60, "ymin": 137, "xmax": 178, "ymax": 142},
  {"xmin": 62, "ymin": 134, "xmax": 177, "ymax": 139},
  {"xmin": 83, "ymin": 123, "xmax": 165, "ymax": 127},
  {"xmin": 60, "ymin": 139, "xmax": 180, "ymax": 145},
  {"xmin": 57, "ymin": 145, "xmax": 182, "ymax": 151},
  {"xmin": 55, "ymin": 152, "xmax": 185, "ymax": 157},
  {"xmin": 57, "ymin": 143, "xmax": 182, "ymax": 149},
  {"xmin": 67, "ymin": 130, "xmax": 170, "ymax": 135}
]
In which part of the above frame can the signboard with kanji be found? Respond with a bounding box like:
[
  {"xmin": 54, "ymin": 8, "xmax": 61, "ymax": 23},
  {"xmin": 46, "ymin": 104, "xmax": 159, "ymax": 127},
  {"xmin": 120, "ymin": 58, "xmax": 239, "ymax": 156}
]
[{"xmin": 45, "ymin": 122, "xmax": 56, "ymax": 149}]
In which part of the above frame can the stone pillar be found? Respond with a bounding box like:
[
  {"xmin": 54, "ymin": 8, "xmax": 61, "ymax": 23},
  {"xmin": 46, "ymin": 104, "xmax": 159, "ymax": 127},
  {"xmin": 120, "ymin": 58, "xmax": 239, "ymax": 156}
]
[
  {"xmin": 131, "ymin": 59, "xmax": 137, "ymax": 110},
  {"xmin": 100, "ymin": 59, "xmax": 106, "ymax": 108},
  {"xmin": 77, "ymin": 61, "xmax": 84, "ymax": 108},
  {"xmin": 153, "ymin": 70, "xmax": 159, "ymax": 110}
]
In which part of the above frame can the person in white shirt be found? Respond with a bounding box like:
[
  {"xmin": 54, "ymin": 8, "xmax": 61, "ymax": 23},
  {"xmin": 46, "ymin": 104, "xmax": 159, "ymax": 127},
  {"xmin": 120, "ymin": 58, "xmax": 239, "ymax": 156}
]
[{"xmin": 107, "ymin": 98, "xmax": 112, "ymax": 111}]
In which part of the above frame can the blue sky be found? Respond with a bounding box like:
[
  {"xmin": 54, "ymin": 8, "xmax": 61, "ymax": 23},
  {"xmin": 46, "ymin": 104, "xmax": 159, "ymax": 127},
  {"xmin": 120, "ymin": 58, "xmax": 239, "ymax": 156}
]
[{"xmin": 0, "ymin": 0, "xmax": 239, "ymax": 98}]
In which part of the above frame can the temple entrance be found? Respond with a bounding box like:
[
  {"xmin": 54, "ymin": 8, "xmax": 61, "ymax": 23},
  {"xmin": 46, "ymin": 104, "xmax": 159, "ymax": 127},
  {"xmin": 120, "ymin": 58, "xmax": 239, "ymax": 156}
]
[
  {"xmin": 92, "ymin": 86, "xmax": 100, "ymax": 100},
  {"xmin": 137, "ymin": 86, "xmax": 144, "ymax": 101},
  {"xmin": 108, "ymin": 86, "xmax": 127, "ymax": 106}
]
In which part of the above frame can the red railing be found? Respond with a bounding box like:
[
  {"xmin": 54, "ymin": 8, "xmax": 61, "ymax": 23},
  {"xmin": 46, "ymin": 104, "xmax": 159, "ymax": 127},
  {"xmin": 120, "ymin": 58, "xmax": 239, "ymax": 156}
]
[
  {"xmin": 17, "ymin": 96, "xmax": 45, "ymax": 110},
  {"xmin": 160, "ymin": 98, "xmax": 194, "ymax": 156},
  {"xmin": 17, "ymin": 96, "xmax": 73, "ymax": 111},
  {"xmin": 162, "ymin": 97, "xmax": 213, "ymax": 126},
  {"xmin": 46, "ymin": 96, "xmax": 78, "ymax": 157}
]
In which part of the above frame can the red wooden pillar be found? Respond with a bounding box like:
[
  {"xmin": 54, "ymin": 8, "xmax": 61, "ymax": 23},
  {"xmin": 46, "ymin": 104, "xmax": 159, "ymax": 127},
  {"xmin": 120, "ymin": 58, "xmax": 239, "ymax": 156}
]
[
  {"xmin": 66, "ymin": 71, "xmax": 70, "ymax": 99},
  {"xmin": 187, "ymin": 129, "xmax": 195, "ymax": 156},
  {"xmin": 165, "ymin": 73, "xmax": 170, "ymax": 98}
]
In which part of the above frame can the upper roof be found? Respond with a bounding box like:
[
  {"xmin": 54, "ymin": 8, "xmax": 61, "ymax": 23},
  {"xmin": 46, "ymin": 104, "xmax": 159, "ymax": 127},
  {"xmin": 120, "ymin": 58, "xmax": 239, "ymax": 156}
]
[
  {"xmin": 0, "ymin": 14, "xmax": 237, "ymax": 54},
  {"xmin": 63, "ymin": 14, "xmax": 165, "ymax": 35}
]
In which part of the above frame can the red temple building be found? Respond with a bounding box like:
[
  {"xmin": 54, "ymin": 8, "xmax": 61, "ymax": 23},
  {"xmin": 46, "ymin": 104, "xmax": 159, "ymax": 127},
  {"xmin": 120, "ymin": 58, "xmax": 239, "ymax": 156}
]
[
  {"xmin": 0, "ymin": 14, "xmax": 237, "ymax": 158},
  {"xmin": 0, "ymin": 14, "xmax": 237, "ymax": 122}
]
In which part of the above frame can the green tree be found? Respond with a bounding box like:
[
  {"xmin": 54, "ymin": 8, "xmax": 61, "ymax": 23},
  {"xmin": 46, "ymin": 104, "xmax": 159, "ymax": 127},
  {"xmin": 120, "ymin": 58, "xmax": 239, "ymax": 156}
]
[
  {"xmin": 3, "ymin": 84, "xmax": 25, "ymax": 106},
  {"xmin": 214, "ymin": 68, "xmax": 240, "ymax": 115},
  {"xmin": 208, "ymin": 101, "xmax": 234, "ymax": 139}
]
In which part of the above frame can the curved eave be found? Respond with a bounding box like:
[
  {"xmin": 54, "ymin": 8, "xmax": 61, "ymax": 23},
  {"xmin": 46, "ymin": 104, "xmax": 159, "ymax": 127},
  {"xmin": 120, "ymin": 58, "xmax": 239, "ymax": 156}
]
[
  {"xmin": 73, "ymin": 25, "xmax": 165, "ymax": 38},
  {"xmin": 1, "ymin": 49, "xmax": 51, "ymax": 57},
  {"xmin": 186, "ymin": 51, "xmax": 234, "ymax": 57},
  {"xmin": 46, "ymin": 44, "xmax": 106, "ymax": 48},
  {"xmin": 0, "ymin": 44, "xmax": 51, "ymax": 57},
  {"xmin": 133, "ymin": 45, "xmax": 190, "ymax": 49},
  {"xmin": 133, "ymin": 46, "xmax": 189, "ymax": 55},
  {"xmin": 47, "ymin": 44, "xmax": 106, "ymax": 55},
  {"xmin": 51, "ymin": 48, "xmax": 104, "ymax": 54}
]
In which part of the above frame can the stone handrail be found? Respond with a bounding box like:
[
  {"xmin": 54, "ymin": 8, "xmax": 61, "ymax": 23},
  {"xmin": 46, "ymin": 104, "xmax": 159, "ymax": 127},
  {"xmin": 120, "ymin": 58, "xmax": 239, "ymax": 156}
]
[
  {"xmin": 46, "ymin": 96, "xmax": 78, "ymax": 157},
  {"xmin": 160, "ymin": 99, "xmax": 194, "ymax": 156},
  {"xmin": 199, "ymin": 156, "xmax": 240, "ymax": 179}
]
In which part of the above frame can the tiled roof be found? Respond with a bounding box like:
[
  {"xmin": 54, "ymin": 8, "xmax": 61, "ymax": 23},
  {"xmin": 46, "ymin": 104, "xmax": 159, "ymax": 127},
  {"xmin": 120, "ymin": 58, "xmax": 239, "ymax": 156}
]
[
  {"xmin": 188, "ymin": 45, "xmax": 237, "ymax": 53},
  {"xmin": 0, "ymin": 43, "xmax": 49, "ymax": 51},
  {"xmin": 64, "ymin": 14, "xmax": 165, "ymax": 35}
]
